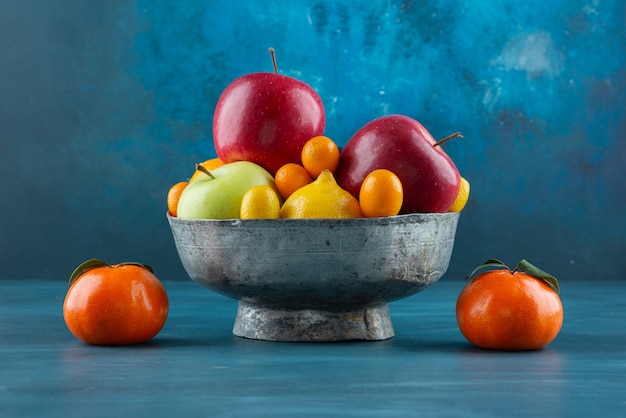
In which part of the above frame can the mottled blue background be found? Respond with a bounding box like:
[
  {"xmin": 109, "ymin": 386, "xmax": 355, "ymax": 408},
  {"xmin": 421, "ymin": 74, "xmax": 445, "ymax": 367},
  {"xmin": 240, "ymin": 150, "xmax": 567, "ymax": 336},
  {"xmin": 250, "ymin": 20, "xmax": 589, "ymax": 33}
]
[{"xmin": 1, "ymin": 0, "xmax": 624, "ymax": 280}]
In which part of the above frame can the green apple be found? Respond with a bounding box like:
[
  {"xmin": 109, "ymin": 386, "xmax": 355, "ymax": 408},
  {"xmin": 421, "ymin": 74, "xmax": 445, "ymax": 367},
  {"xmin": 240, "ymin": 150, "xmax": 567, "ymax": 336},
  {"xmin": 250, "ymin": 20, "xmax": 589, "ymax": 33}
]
[{"xmin": 177, "ymin": 161, "xmax": 276, "ymax": 219}]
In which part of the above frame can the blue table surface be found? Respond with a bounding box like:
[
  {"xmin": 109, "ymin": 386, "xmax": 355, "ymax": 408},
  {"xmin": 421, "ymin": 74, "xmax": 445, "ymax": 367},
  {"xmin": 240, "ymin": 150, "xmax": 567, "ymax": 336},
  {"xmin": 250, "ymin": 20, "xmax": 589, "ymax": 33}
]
[{"xmin": 1, "ymin": 279, "xmax": 625, "ymax": 417}]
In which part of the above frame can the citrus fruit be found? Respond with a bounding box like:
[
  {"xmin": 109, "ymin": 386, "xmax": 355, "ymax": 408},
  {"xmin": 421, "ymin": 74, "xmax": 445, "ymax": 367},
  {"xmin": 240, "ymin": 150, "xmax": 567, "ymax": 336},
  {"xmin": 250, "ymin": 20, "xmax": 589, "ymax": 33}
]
[
  {"xmin": 189, "ymin": 158, "xmax": 224, "ymax": 182},
  {"xmin": 240, "ymin": 185, "xmax": 281, "ymax": 219},
  {"xmin": 63, "ymin": 259, "xmax": 169, "ymax": 346},
  {"xmin": 280, "ymin": 169, "xmax": 362, "ymax": 219},
  {"xmin": 167, "ymin": 181, "xmax": 188, "ymax": 217},
  {"xmin": 449, "ymin": 176, "xmax": 470, "ymax": 212},
  {"xmin": 301, "ymin": 135, "xmax": 340, "ymax": 178},
  {"xmin": 274, "ymin": 163, "xmax": 313, "ymax": 200},
  {"xmin": 359, "ymin": 169, "xmax": 403, "ymax": 217},
  {"xmin": 456, "ymin": 259, "xmax": 563, "ymax": 351}
]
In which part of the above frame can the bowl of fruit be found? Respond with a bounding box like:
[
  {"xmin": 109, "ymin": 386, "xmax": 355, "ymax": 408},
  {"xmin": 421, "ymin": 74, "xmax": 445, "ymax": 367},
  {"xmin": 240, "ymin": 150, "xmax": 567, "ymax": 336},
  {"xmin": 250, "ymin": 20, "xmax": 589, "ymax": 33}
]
[
  {"xmin": 167, "ymin": 55, "xmax": 468, "ymax": 341},
  {"xmin": 168, "ymin": 212, "xmax": 459, "ymax": 342}
]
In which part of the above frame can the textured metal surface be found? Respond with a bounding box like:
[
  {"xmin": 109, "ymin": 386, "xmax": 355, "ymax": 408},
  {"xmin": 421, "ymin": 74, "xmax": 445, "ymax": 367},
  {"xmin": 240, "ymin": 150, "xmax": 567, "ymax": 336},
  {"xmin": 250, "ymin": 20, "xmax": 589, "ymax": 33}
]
[
  {"xmin": 233, "ymin": 301, "xmax": 394, "ymax": 342},
  {"xmin": 168, "ymin": 213, "xmax": 458, "ymax": 341}
]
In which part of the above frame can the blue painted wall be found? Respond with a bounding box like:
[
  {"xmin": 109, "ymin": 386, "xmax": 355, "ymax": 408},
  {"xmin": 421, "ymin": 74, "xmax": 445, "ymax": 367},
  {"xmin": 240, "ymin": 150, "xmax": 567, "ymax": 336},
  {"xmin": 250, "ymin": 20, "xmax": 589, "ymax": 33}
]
[{"xmin": 1, "ymin": 0, "xmax": 624, "ymax": 280}]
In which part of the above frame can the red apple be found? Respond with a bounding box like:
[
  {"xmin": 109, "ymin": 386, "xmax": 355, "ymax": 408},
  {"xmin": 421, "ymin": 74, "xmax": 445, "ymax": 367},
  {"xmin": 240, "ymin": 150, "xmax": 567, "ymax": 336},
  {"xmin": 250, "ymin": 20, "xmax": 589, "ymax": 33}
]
[
  {"xmin": 336, "ymin": 115, "xmax": 460, "ymax": 213},
  {"xmin": 213, "ymin": 70, "xmax": 325, "ymax": 175}
]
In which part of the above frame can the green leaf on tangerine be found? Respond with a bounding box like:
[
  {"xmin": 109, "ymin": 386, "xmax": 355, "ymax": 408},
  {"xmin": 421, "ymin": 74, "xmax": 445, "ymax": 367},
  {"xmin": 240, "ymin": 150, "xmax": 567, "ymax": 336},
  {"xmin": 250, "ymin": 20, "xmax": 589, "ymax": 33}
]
[
  {"xmin": 465, "ymin": 258, "xmax": 511, "ymax": 281},
  {"xmin": 68, "ymin": 259, "xmax": 109, "ymax": 287},
  {"xmin": 513, "ymin": 259, "xmax": 560, "ymax": 295}
]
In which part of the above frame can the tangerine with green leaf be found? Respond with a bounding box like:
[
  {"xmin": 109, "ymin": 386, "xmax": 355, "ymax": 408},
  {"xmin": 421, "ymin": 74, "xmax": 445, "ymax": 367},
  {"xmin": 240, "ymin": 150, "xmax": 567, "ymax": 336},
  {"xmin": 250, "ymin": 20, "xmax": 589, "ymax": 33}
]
[
  {"xmin": 63, "ymin": 259, "xmax": 169, "ymax": 346},
  {"xmin": 456, "ymin": 259, "xmax": 563, "ymax": 351}
]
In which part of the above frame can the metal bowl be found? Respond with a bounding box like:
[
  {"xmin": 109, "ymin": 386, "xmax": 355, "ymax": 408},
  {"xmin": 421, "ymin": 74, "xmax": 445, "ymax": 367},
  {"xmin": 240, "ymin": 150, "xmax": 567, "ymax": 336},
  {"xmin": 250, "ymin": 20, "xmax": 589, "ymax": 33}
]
[{"xmin": 167, "ymin": 212, "xmax": 459, "ymax": 342}]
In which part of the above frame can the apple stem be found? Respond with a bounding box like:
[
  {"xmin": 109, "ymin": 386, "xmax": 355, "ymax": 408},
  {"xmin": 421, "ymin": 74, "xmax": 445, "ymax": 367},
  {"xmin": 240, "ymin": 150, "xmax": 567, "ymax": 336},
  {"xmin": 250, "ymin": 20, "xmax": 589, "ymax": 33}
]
[
  {"xmin": 269, "ymin": 47, "xmax": 278, "ymax": 74},
  {"xmin": 195, "ymin": 163, "xmax": 215, "ymax": 180},
  {"xmin": 433, "ymin": 132, "xmax": 463, "ymax": 147}
]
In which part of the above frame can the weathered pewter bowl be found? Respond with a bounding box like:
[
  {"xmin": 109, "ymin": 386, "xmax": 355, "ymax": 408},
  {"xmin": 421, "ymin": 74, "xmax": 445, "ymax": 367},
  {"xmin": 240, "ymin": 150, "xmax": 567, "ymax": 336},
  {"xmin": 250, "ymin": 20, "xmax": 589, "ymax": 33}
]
[{"xmin": 167, "ymin": 212, "xmax": 459, "ymax": 342}]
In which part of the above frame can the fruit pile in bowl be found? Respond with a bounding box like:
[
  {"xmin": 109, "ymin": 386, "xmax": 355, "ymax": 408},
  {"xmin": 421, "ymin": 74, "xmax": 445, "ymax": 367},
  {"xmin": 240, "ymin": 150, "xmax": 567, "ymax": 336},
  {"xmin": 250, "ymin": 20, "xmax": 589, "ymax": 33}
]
[{"xmin": 166, "ymin": 50, "xmax": 469, "ymax": 342}]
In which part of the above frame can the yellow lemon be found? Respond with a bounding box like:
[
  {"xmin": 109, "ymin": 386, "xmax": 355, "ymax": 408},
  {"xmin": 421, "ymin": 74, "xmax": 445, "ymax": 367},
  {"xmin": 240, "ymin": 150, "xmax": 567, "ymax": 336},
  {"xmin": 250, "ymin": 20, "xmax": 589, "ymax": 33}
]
[
  {"xmin": 280, "ymin": 170, "xmax": 362, "ymax": 219},
  {"xmin": 240, "ymin": 185, "xmax": 281, "ymax": 219},
  {"xmin": 449, "ymin": 177, "xmax": 470, "ymax": 212}
]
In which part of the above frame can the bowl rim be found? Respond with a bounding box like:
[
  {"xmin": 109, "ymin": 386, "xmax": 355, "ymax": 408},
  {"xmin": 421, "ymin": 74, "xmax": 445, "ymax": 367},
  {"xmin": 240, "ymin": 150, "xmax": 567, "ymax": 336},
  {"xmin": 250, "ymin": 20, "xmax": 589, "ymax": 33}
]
[{"xmin": 167, "ymin": 211, "xmax": 459, "ymax": 227}]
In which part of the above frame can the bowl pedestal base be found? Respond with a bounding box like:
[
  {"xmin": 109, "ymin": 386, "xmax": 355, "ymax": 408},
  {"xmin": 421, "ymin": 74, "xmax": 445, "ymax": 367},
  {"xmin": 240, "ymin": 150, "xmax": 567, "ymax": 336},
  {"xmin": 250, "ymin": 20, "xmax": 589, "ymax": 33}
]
[{"xmin": 233, "ymin": 300, "xmax": 395, "ymax": 342}]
